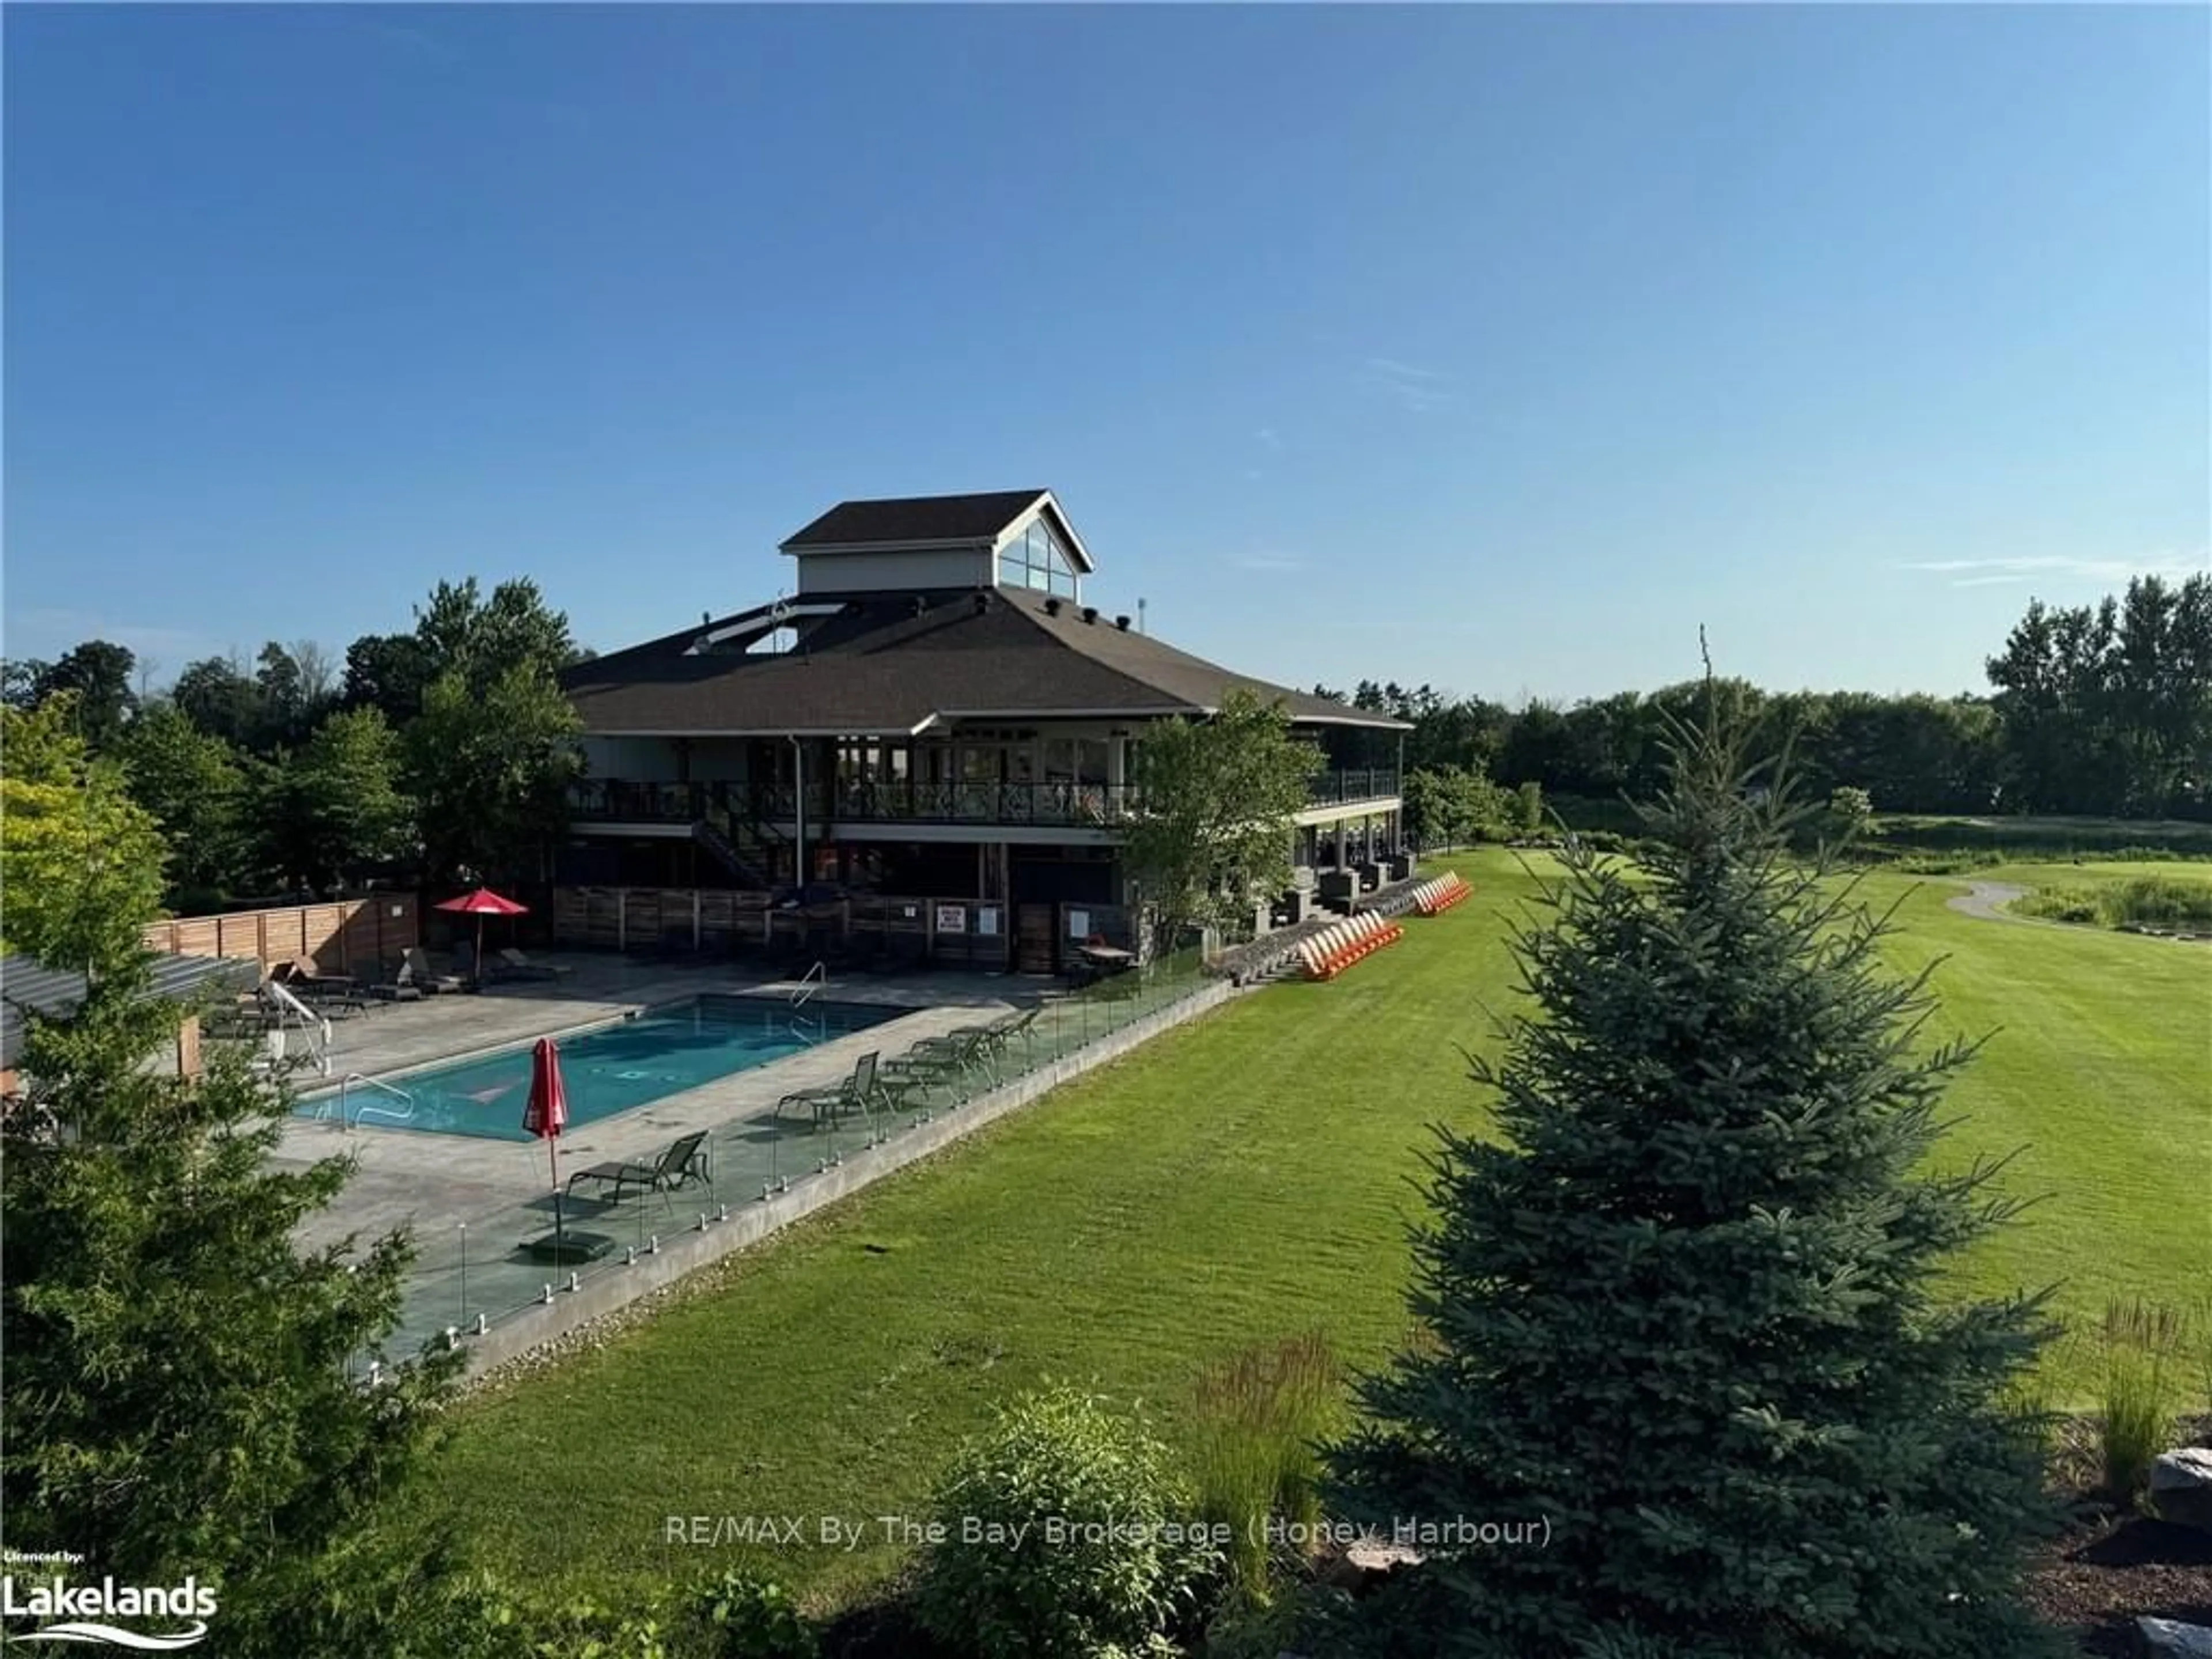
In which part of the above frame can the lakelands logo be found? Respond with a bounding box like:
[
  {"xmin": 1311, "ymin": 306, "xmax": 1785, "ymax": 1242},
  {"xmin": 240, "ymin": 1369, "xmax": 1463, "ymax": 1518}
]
[{"xmin": 0, "ymin": 1561, "xmax": 215, "ymax": 1650}]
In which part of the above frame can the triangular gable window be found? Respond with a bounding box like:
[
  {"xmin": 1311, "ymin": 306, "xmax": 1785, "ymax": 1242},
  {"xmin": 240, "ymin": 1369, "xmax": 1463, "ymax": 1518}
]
[{"xmin": 997, "ymin": 516, "xmax": 1081, "ymax": 599}]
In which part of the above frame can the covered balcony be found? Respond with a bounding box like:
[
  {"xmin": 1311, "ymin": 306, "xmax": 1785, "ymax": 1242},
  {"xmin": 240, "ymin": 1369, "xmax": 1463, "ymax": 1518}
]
[
  {"xmin": 569, "ymin": 777, "xmax": 1141, "ymax": 829},
  {"xmin": 1307, "ymin": 767, "xmax": 1400, "ymax": 806},
  {"xmin": 570, "ymin": 772, "xmax": 1397, "ymax": 830}
]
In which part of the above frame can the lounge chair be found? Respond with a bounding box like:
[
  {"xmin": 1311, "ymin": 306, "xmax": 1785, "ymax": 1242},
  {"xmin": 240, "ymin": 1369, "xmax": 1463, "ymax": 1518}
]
[
  {"xmin": 496, "ymin": 947, "xmax": 573, "ymax": 982},
  {"xmin": 881, "ymin": 1028, "xmax": 996, "ymax": 1097},
  {"xmin": 368, "ymin": 959, "xmax": 425, "ymax": 1003},
  {"xmin": 564, "ymin": 1130, "xmax": 711, "ymax": 1204},
  {"xmin": 911, "ymin": 1006, "xmax": 1037, "ymax": 1065},
  {"xmin": 402, "ymin": 946, "xmax": 465, "ymax": 995},
  {"xmin": 775, "ymin": 1051, "xmax": 891, "ymax": 1129},
  {"xmin": 282, "ymin": 958, "xmax": 369, "ymax": 1015}
]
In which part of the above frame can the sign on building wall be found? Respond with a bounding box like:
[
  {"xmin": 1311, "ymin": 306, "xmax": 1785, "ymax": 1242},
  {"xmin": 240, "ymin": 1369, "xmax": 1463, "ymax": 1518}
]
[
  {"xmin": 935, "ymin": 904, "xmax": 967, "ymax": 934},
  {"xmin": 975, "ymin": 906, "xmax": 1001, "ymax": 937}
]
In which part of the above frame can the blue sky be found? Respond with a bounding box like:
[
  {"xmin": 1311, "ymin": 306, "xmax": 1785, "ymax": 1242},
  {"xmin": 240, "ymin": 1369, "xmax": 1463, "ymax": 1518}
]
[{"xmin": 5, "ymin": 5, "xmax": 2206, "ymax": 706}]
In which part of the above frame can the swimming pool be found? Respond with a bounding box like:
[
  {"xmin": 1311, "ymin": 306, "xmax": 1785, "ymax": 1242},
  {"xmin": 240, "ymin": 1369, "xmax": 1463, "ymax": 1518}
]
[{"xmin": 305, "ymin": 996, "xmax": 910, "ymax": 1139}]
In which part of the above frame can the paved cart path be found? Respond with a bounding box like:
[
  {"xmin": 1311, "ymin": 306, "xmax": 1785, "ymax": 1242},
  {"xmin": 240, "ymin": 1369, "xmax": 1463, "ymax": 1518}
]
[{"xmin": 1945, "ymin": 881, "xmax": 2036, "ymax": 923}]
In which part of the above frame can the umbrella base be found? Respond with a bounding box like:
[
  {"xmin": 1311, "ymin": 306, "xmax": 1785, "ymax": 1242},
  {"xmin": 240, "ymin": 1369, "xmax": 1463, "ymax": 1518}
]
[{"xmin": 519, "ymin": 1230, "xmax": 616, "ymax": 1266}]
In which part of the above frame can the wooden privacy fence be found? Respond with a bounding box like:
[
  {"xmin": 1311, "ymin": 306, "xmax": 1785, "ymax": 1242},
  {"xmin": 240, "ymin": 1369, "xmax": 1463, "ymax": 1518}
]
[
  {"xmin": 551, "ymin": 887, "xmax": 1141, "ymax": 972},
  {"xmin": 142, "ymin": 894, "xmax": 422, "ymax": 977}
]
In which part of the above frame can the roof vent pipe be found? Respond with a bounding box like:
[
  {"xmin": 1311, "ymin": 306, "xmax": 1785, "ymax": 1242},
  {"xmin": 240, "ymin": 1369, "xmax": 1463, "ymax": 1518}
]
[
  {"xmin": 1043, "ymin": 596, "xmax": 1062, "ymax": 616},
  {"xmin": 972, "ymin": 592, "xmax": 988, "ymax": 615},
  {"xmin": 1115, "ymin": 615, "xmax": 1131, "ymax": 631},
  {"xmin": 1081, "ymin": 605, "xmax": 1099, "ymax": 624}
]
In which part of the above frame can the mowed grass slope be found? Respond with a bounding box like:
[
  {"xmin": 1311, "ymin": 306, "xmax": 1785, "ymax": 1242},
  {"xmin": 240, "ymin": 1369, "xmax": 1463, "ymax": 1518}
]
[
  {"xmin": 426, "ymin": 850, "xmax": 2208, "ymax": 1606},
  {"xmin": 1853, "ymin": 862, "xmax": 2210, "ymax": 1324}
]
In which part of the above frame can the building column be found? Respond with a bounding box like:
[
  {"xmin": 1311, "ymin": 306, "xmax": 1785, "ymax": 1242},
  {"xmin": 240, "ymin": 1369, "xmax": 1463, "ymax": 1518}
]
[{"xmin": 1334, "ymin": 819, "xmax": 1347, "ymax": 867}]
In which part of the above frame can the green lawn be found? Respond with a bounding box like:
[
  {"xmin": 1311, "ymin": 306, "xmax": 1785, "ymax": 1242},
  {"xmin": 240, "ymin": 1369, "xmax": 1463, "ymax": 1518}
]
[{"xmin": 422, "ymin": 850, "xmax": 2209, "ymax": 1608}]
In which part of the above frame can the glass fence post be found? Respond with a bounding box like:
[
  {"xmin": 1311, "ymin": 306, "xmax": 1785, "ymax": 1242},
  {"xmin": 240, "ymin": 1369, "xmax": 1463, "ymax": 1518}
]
[{"xmin": 457, "ymin": 1222, "xmax": 468, "ymax": 1331}]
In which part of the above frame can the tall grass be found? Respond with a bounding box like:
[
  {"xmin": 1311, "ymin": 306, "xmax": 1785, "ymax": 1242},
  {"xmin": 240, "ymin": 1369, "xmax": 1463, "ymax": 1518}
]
[
  {"xmin": 2194, "ymin": 1293, "xmax": 2212, "ymax": 1424},
  {"xmin": 1185, "ymin": 1332, "xmax": 1344, "ymax": 1599},
  {"xmin": 2096, "ymin": 1298, "xmax": 2187, "ymax": 1505},
  {"xmin": 2015, "ymin": 876, "xmax": 2212, "ymax": 930}
]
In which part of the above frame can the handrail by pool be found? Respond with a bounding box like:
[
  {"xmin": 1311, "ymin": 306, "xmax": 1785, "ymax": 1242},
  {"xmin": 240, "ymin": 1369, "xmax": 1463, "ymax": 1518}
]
[
  {"xmin": 791, "ymin": 961, "xmax": 827, "ymax": 1006},
  {"xmin": 342, "ymin": 1073, "xmax": 416, "ymax": 1130}
]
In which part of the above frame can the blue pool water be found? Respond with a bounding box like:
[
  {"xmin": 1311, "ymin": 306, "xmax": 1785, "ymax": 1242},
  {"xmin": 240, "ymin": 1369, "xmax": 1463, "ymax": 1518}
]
[{"xmin": 305, "ymin": 997, "xmax": 907, "ymax": 1139}]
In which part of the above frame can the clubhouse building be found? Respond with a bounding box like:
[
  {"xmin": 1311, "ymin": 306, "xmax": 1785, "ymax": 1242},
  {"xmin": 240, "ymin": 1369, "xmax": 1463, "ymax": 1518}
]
[{"xmin": 558, "ymin": 490, "xmax": 1407, "ymax": 968}]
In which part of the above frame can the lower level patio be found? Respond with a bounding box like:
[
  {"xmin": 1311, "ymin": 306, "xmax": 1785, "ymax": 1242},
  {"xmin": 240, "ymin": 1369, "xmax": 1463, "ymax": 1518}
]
[{"xmin": 256, "ymin": 950, "xmax": 1220, "ymax": 1361}]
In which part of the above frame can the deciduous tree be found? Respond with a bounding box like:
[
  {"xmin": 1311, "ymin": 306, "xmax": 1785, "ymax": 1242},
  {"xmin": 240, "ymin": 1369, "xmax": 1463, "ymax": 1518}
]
[
  {"xmin": 259, "ymin": 707, "xmax": 415, "ymax": 893},
  {"xmin": 407, "ymin": 662, "xmax": 582, "ymax": 889},
  {"xmin": 1, "ymin": 738, "xmax": 463, "ymax": 1654},
  {"xmin": 171, "ymin": 653, "xmax": 264, "ymax": 748},
  {"xmin": 115, "ymin": 703, "xmax": 255, "ymax": 908},
  {"xmin": 0, "ymin": 695, "xmax": 168, "ymax": 965},
  {"xmin": 32, "ymin": 639, "xmax": 139, "ymax": 751},
  {"xmin": 1119, "ymin": 687, "xmax": 1317, "ymax": 955}
]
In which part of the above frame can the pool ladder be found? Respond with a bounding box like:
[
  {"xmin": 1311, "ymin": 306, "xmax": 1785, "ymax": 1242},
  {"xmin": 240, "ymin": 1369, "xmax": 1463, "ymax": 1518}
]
[
  {"xmin": 339, "ymin": 1073, "xmax": 416, "ymax": 1130},
  {"xmin": 791, "ymin": 960, "xmax": 827, "ymax": 1007}
]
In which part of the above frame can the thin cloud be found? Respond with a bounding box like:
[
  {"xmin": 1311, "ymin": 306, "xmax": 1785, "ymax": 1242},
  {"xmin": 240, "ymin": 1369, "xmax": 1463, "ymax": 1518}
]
[
  {"xmin": 1898, "ymin": 552, "xmax": 2210, "ymax": 589},
  {"xmin": 1243, "ymin": 468, "xmax": 1264, "ymax": 482},
  {"xmin": 1358, "ymin": 356, "xmax": 1458, "ymax": 414},
  {"xmin": 366, "ymin": 21, "xmax": 461, "ymax": 68},
  {"xmin": 1236, "ymin": 554, "xmax": 1306, "ymax": 572},
  {"xmin": 3, "ymin": 609, "xmax": 222, "ymax": 668},
  {"xmin": 1255, "ymin": 427, "xmax": 1283, "ymax": 449},
  {"xmin": 1363, "ymin": 357, "xmax": 1445, "ymax": 381}
]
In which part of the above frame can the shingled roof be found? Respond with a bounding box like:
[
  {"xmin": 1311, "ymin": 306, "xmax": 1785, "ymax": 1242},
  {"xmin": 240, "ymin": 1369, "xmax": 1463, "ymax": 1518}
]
[
  {"xmin": 562, "ymin": 585, "xmax": 1406, "ymax": 735},
  {"xmin": 780, "ymin": 490, "xmax": 1056, "ymax": 551}
]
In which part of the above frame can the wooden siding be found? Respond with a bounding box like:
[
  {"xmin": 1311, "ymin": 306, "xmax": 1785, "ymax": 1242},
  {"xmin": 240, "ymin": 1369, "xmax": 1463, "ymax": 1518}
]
[{"xmin": 142, "ymin": 895, "xmax": 422, "ymax": 978}]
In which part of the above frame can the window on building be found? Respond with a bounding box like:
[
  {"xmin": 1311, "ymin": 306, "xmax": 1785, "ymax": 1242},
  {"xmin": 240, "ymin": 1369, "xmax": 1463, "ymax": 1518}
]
[{"xmin": 996, "ymin": 517, "xmax": 1080, "ymax": 597}]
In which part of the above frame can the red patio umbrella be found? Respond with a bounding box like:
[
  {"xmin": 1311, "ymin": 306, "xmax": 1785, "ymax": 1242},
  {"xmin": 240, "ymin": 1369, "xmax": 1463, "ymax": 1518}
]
[
  {"xmin": 434, "ymin": 887, "xmax": 529, "ymax": 984},
  {"xmin": 524, "ymin": 1036, "xmax": 569, "ymax": 1257}
]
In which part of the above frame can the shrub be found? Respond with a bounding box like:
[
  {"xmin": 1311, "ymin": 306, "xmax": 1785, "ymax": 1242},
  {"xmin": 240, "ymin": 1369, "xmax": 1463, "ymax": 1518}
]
[
  {"xmin": 2098, "ymin": 1298, "xmax": 2185, "ymax": 1505},
  {"xmin": 689, "ymin": 1570, "xmax": 817, "ymax": 1659},
  {"xmin": 2015, "ymin": 877, "xmax": 2212, "ymax": 931},
  {"xmin": 1200, "ymin": 1584, "xmax": 1309, "ymax": 1659},
  {"xmin": 1186, "ymin": 1333, "xmax": 1345, "ymax": 1597},
  {"xmin": 1828, "ymin": 785, "xmax": 1873, "ymax": 826},
  {"xmin": 914, "ymin": 1384, "xmax": 1218, "ymax": 1659},
  {"xmin": 2013, "ymin": 886, "xmax": 2103, "ymax": 925},
  {"xmin": 2107, "ymin": 876, "xmax": 2212, "ymax": 928},
  {"xmin": 1514, "ymin": 781, "xmax": 1544, "ymax": 838}
]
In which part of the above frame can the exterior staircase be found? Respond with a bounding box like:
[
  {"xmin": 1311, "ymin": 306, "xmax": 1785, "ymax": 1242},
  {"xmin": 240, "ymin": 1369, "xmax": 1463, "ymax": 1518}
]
[{"xmin": 692, "ymin": 809, "xmax": 778, "ymax": 889}]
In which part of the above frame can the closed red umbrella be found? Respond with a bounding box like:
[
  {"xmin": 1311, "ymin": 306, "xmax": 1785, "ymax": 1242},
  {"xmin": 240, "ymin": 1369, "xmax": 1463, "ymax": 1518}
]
[
  {"xmin": 524, "ymin": 1037, "xmax": 569, "ymax": 1256},
  {"xmin": 434, "ymin": 887, "xmax": 529, "ymax": 984}
]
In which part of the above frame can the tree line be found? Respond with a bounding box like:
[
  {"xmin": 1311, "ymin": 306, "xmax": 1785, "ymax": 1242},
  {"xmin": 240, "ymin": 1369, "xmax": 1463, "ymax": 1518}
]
[
  {"xmin": 1, "ymin": 578, "xmax": 590, "ymax": 912},
  {"xmin": 1317, "ymin": 573, "xmax": 2210, "ymax": 843}
]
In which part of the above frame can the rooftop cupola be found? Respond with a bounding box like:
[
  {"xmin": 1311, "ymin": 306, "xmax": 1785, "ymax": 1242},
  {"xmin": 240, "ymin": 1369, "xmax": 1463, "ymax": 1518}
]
[{"xmin": 778, "ymin": 489, "xmax": 1094, "ymax": 600}]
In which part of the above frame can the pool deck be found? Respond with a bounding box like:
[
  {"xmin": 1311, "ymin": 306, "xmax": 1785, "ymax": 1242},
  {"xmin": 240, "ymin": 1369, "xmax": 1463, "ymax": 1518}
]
[{"xmin": 267, "ymin": 955, "xmax": 1031, "ymax": 1256}]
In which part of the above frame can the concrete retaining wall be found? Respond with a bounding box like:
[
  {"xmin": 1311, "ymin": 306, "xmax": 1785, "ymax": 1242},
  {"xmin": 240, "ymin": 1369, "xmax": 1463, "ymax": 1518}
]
[{"xmin": 454, "ymin": 978, "xmax": 1241, "ymax": 1376}]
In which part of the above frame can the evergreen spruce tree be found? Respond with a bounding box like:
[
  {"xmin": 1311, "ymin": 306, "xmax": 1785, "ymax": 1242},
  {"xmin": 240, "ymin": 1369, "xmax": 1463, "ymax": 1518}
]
[
  {"xmin": 1, "ymin": 717, "xmax": 465, "ymax": 1653},
  {"xmin": 1320, "ymin": 690, "xmax": 2067, "ymax": 1658}
]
